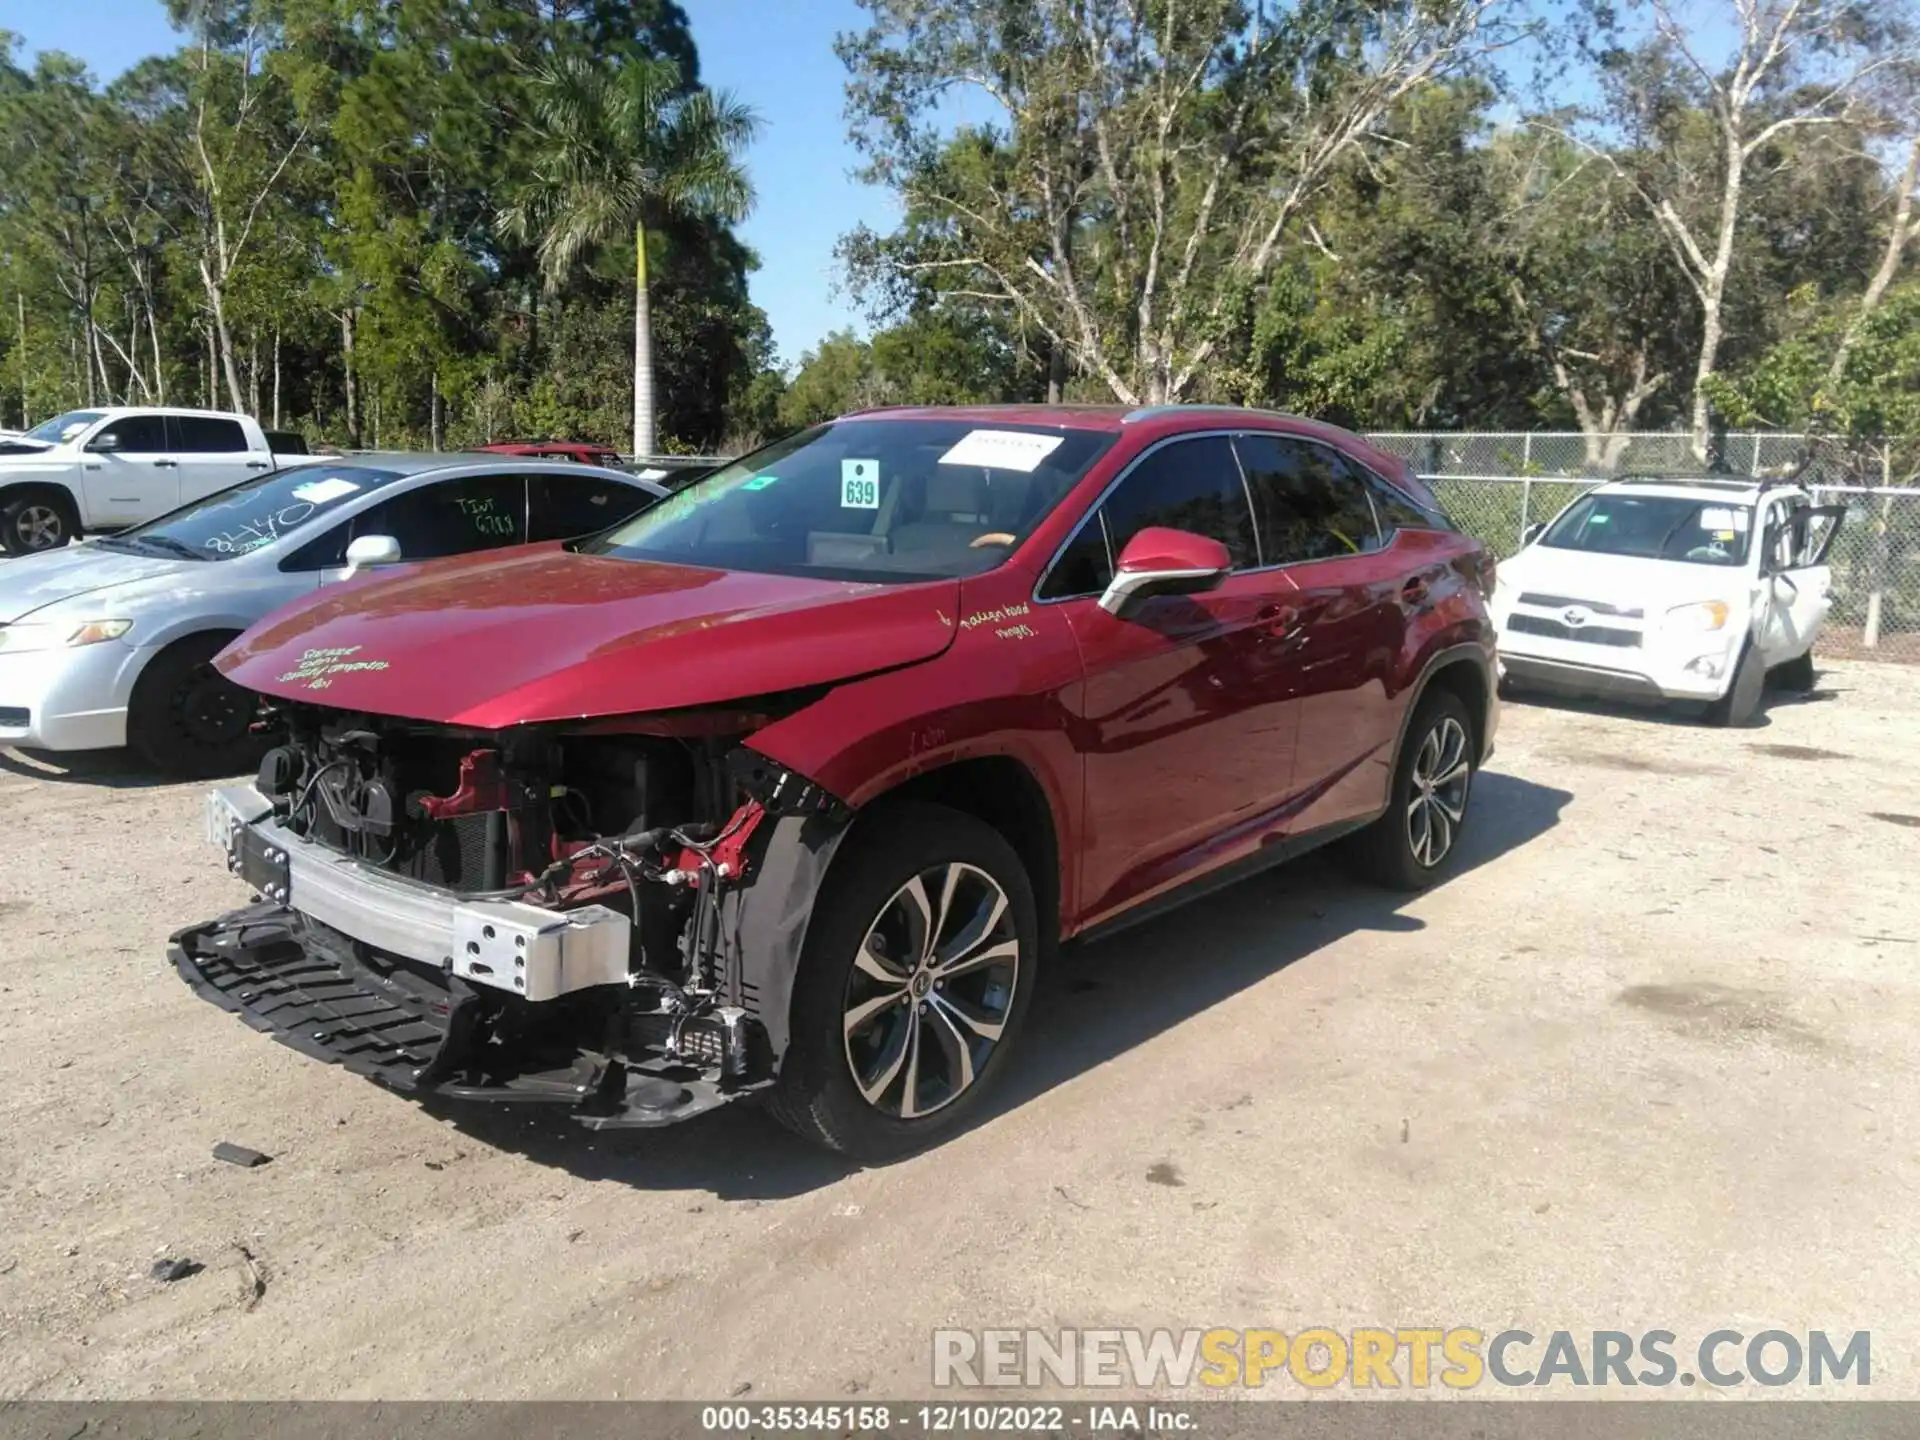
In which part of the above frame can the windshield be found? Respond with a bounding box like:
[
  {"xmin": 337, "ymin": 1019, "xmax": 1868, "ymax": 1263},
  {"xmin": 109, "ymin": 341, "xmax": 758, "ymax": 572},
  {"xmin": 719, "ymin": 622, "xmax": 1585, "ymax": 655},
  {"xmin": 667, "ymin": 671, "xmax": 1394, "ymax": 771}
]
[
  {"xmin": 99, "ymin": 465, "xmax": 403, "ymax": 562},
  {"xmin": 581, "ymin": 418, "xmax": 1116, "ymax": 581},
  {"xmin": 1539, "ymin": 493, "xmax": 1753, "ymax": 567},
  {"xmin": 24, "ymin": 410, "xmax": 104, "ymax": 444}
]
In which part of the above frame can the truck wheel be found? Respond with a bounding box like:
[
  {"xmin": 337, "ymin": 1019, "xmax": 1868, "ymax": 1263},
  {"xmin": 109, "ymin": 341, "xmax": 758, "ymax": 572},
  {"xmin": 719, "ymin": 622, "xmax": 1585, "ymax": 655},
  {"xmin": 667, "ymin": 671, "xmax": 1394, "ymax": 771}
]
[
  {"xmin": 1771, "ymin": 650, "xmax": 1816, "ymax": 692},
  {"xmin": 769, "ymin": 802, "xmax": 1039, "ymax": 1162},
  {"xmin": 1704, "ymin": 643, "xmax": 1765, "ymax": 727},
  {"xmin": 0, "ymin": 492, "xmax": 77, "ymax": 555},
  {"xmin": 128, "ymin": 634, "xmax": 263, "ymax": 777},
  {"xmin": 1339, "ymin": 688, "xmax": 1477, "ymax": 892}
]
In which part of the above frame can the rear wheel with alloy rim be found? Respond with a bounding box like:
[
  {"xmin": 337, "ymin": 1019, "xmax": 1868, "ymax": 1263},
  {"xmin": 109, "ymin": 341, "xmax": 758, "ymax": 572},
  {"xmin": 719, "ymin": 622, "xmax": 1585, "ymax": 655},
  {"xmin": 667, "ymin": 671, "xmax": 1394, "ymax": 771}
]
[
  {"xmin": 1339, "ymin": 687, "xmax": 1478, "ymax": 891},
  {"xmin": 770, "ymin": 802, "xmax": 1038, "ymax": 1159}
]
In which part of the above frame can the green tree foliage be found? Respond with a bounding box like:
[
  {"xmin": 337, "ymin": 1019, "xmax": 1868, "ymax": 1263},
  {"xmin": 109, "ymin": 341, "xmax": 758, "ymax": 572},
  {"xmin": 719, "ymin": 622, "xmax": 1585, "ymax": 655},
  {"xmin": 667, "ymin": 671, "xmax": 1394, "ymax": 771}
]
[
  {"xmin": 500, "ymin": 48, "xmax": 758, "ymax": 454},
  {"xmin": 837, "ymin": 0, "xmax": 1539, "ymax": 406},
  {"xmin": 0, "ymin": 7, "xmax": 773, "ymax": 453},
  {"xmin": 833, "ymin": 0, "xmax": 1919, "ymax": 463}
]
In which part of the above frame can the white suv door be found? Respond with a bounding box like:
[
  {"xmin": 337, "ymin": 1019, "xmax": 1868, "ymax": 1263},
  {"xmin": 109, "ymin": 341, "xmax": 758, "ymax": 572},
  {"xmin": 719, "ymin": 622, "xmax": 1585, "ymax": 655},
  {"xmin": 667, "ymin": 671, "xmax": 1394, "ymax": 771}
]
[
  {"xmin": 80, "ymin": 413, "xmax": 178, "ymax": 526},
  {"xmin": 1755, "ymin": 494, "xmax": 1843, "ymax": 664},
  {"xmin": 167, "ymin": 414, "xmax": 268, "ymax": 503}
]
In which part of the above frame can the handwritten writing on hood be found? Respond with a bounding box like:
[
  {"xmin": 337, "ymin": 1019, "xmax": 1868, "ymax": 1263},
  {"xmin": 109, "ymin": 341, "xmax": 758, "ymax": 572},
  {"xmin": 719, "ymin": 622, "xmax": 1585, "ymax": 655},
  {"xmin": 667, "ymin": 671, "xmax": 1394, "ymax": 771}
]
[{"xmin": 278, "ymin": 645, "xmax": 391, "ymax": 691}]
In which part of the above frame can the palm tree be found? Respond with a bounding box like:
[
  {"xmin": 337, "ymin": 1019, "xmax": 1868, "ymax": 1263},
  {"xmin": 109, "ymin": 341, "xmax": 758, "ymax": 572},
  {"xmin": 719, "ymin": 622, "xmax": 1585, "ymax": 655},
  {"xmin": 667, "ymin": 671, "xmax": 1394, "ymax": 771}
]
[{"xmin": 503, "ymin": 54, "xmax": 758, "ymax": 457}]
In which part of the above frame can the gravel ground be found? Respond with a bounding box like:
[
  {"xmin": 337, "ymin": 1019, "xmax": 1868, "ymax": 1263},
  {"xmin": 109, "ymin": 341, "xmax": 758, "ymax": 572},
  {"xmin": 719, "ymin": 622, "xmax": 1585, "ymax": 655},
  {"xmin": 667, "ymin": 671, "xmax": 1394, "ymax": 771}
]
[{"xmin": 1, "ymin": 661, "xmax": 1917, "ymax": 1401}]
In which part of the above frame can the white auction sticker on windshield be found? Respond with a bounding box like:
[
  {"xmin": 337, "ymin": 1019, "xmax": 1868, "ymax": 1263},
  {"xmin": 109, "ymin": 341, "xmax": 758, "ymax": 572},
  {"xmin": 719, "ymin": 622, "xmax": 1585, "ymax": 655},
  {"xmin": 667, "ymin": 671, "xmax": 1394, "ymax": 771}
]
[
  {"xmin": 938, "ymin": 429, "xmax": 1064, "ymax": 472},
  {"xmin": 841, "ymin": 458, "xmax": 880, "ymax": 509},
  {"xmin": 290, "ymin": 476, "xmax": 362, "ymax": 505}
]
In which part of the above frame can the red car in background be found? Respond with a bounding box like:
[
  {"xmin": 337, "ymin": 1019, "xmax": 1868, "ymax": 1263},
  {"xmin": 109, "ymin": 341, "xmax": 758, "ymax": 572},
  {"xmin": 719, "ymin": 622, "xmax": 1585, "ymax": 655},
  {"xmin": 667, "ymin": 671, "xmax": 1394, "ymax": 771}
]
[
  {"xmin": 475, "ymin": 440, "xmax": 623, "ymax": 466},
  {"xmin": 173, "ymin": 404, "xmax": 1498, "ymax": 1159}
]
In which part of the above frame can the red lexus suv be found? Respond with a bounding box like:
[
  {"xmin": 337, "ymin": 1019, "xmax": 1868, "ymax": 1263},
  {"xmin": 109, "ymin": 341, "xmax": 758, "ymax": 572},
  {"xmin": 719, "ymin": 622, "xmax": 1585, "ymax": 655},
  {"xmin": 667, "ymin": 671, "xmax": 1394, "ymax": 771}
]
[{"xmin": 173, "ymin": 404, "xmax": 1498, "ymax": 1159}]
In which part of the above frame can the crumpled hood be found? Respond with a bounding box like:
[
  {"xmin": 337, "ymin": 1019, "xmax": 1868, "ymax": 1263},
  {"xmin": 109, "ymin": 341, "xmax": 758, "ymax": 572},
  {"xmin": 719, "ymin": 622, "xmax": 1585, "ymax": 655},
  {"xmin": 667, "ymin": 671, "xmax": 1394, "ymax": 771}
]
[
  {"xmin": 218, "ymin": 545, "xmax": 962, "ymax": 728},
  {"xmin": 0, "ymin": 544, "xmax": 189, "ymax": 623}
]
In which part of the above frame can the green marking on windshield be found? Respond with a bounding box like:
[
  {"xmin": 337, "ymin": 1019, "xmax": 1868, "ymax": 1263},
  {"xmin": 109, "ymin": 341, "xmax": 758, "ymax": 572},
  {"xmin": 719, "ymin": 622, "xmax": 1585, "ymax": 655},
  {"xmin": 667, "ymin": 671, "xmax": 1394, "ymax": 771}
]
[{"xmin": 741, "ymin": 473, "xmax": 779, "ymax": 491}]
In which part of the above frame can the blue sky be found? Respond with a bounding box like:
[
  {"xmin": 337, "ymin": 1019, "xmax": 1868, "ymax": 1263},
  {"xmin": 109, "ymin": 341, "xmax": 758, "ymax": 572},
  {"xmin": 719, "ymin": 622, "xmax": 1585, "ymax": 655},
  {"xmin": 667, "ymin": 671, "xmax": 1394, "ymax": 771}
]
[{"xmin": 4, "ymin": 0, "xmax": 895, "ymax": 368}]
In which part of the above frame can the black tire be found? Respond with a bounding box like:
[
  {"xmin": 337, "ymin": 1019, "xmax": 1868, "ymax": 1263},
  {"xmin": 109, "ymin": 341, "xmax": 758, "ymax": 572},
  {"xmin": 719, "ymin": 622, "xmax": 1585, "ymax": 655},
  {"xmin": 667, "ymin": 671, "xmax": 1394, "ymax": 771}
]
[
  {"xmin": 0, "ymin": 491, "xmax": 78, "ymax": 555},
  {"xmin": 1704, "ymin": 642, "xmax": 1765, "ymax": 727},
  {"xmin": 1771, "ymin": 650, "xmax": 1816, "ymax": 692},
  {"xmin": 1339, "ymin": 688, "xmax": 1477, "ymax": 892},
  {"xmin": 768, "ymin": 801, "xmax": 1039, "ymax": 1161},
  {"xmin": 127, "ymin": 634, "xmax": 264, "ymax": 777}
]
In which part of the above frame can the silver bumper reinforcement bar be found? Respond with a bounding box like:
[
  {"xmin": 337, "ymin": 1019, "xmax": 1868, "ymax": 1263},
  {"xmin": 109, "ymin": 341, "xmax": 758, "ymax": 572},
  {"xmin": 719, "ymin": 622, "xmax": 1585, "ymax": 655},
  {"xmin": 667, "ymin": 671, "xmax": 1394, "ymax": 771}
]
[{"xmin": 204, "ymin": 784, "xmax": 629, "ymax": 1001}]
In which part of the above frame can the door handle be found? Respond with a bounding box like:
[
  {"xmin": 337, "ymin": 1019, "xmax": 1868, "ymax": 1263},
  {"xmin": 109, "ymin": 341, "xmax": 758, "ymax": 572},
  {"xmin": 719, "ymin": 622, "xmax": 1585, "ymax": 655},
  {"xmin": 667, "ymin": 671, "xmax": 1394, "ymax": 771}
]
[
  {"xmin": 152, "ymin": 458, "xmax": 178, "ymax": 468},
  {"xmin": 1256, "ymin": 604, "xmax": 1306, "ymax": 645},
  {"xmin": 245, "ymin": 459, "xmax": 271, "ymax": 469}
]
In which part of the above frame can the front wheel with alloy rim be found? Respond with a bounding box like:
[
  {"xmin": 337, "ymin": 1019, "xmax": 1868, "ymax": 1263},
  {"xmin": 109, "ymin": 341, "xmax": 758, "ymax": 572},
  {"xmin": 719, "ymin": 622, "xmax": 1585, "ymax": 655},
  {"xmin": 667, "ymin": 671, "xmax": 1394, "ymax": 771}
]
[
  {"xmin": 1339, "ymin": 688, "xmax": 1478, "ymax": 891},
  {"xmin": 769, "ymin": 802, "xmax": 1038, "ymax": 1160},
  {"xmin": 0, "ymin": 494, "xmax": 75, "ymax": 555}
]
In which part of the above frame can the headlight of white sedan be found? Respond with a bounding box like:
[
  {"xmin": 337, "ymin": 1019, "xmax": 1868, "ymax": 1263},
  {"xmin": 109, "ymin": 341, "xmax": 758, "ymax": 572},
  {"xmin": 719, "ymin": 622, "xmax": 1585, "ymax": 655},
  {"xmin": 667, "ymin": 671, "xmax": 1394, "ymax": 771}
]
[{"xmin": 0, "ymin": 619, "xmax": 133, "ymax": 654}]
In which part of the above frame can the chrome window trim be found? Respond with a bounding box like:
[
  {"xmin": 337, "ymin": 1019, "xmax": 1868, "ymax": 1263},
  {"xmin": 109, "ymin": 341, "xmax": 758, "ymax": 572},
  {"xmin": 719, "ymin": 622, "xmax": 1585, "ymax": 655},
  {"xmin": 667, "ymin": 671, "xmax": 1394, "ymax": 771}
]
[{"xmin": 1032, "ymin": 427, "xmax": 1397, "ymax": 605}]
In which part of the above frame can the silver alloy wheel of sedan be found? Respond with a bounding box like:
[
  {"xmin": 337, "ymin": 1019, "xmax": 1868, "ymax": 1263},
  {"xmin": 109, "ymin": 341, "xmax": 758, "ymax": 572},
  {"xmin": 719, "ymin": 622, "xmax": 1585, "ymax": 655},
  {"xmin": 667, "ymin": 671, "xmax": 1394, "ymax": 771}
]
[
  {"xmin": 1407, "ymin": 714, "xmax": 1472, "ymax": 867},
  {"xmin": 842, "ymin": 862, "xmax": 1021, "ymax": 1120},
  {"xmin": 11, "ymin": 503, "xmax": 65, "ymax": 551}
]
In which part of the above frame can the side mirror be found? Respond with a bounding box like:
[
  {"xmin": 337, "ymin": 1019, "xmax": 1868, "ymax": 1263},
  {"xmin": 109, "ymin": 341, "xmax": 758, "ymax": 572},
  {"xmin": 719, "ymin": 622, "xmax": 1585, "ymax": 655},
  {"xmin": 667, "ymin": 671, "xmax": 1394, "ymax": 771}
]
[
  {"xmin": 87, "ymin": 431, "xmax": 120, "ymax": 454},
  {"xmin": 1520, "ymin": 521, "xmax": 1545, "ymax": 547},
  {"xmin": 343, "ymin": 534, "xmax": 403, "ymax": 574},
  {"xmin": 1098, "ymin": 526, "xmax": 1232, "ymax": 616}
]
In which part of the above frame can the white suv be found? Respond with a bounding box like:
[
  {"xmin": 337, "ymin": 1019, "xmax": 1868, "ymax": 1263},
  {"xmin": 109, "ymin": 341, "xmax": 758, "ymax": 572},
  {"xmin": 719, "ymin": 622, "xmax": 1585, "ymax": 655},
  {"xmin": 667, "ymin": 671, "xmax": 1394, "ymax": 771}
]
[{"xmin": 1491, "ymin": 477, "xmax": 1844, "ymax": 726}]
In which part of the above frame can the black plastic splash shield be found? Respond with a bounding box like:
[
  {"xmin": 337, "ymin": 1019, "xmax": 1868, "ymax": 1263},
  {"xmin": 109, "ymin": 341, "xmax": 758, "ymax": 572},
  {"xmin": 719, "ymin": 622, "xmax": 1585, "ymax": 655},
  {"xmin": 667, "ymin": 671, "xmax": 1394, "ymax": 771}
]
[{"xmin": 168, "ymin": 902, "xmax": 759, "ymax": 1128}]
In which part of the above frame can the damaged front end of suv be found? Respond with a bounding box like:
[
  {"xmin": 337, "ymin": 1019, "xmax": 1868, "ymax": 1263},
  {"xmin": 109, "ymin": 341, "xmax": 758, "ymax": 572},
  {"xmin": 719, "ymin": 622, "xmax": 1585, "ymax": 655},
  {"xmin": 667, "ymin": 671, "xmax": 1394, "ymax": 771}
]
[{"xmin": 174, "ymin": 697, "xmax": 853, "ymax": 1128}]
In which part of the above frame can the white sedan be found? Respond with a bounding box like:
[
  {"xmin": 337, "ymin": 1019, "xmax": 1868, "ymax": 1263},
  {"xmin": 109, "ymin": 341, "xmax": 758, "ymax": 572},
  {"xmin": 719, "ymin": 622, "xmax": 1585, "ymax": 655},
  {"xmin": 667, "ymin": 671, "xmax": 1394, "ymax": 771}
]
[
  {"xmin": 0, "ymin": 454, "xmax": 664, "ymax": 773},
  {"xmin": 1491, "ymin": 476, "xmax": 1844, "ymax": 726}
]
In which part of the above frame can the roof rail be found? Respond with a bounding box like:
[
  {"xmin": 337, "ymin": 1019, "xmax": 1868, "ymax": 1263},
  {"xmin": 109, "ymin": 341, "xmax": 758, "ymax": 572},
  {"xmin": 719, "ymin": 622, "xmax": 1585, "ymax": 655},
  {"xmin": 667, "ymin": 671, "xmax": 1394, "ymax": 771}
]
[
  {"xmin": 1121, "ymin": 403, "xmax": 1298, "ymax": 424},
  {"xmin": 1605, "ymin": 473, "xmax": 1821, "ymax": 500}
]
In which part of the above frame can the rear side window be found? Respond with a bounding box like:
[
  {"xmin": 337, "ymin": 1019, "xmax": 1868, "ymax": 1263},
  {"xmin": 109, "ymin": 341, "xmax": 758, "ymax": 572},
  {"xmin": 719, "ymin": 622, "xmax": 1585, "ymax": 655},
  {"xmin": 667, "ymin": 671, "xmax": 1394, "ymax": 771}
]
[
  {"xmin": 169, "ymin": 416, "xmax": 250, "ymax": 452},
  {"xmin": 1233, "ymin": 434, "xmax": 1381, "ymax": 564},
  {"xmin": 1359, "ymin": 465, "xmax": 1442, "ymax": 534},
  {"xmin": 91, "ymin": 415, "xmax": 168, "ymax": 451},
  {"xmin": 530, "ymin": 473, "xmax": 653, "ymax": 541}
]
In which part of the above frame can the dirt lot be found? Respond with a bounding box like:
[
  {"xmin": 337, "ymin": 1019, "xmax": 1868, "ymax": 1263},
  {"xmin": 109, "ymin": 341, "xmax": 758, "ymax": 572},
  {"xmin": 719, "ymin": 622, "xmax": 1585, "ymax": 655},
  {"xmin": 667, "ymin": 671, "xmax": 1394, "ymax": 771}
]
[{"xmin": 2, "ymin": 662, "xmax": 1918, "ymax": 1401}]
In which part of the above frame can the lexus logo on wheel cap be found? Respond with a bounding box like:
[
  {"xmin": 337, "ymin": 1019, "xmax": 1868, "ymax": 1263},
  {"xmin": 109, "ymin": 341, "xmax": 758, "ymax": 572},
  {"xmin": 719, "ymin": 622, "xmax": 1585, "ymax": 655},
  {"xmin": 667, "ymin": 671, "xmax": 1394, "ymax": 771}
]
[{"xmin": 1562, "ymin": 605, "xmax": 1592, "ymax": 628}]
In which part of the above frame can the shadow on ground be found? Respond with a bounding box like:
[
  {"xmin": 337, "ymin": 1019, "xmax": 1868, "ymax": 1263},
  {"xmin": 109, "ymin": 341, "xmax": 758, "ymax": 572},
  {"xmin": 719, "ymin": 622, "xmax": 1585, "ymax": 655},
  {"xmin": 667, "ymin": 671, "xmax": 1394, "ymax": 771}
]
[
  {"xmin": 0, "ymin": 746, "xmax": 184, "ymax": 790},
  {"xmin": 431, "ymin": 768, "xmax": 1572, "ymax": 1199},
  {"xmin": 1502, "ymin": 678, "xmax": 1843, "ymax": 730}
]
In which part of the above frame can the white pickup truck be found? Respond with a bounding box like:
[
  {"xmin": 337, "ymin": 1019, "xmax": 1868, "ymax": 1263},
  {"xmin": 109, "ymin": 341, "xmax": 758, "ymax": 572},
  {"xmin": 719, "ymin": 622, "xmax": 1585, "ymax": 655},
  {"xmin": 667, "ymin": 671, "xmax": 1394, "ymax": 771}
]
[{"xmin": 0, "ymin": 407, "xmax": 314, "ymax": 556}]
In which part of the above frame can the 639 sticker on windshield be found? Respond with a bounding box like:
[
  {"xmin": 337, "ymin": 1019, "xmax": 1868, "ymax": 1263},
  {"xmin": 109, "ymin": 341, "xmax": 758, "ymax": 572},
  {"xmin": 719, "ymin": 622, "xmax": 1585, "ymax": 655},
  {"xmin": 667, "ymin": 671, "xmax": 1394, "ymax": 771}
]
[{"xmin": 841, "ymin": 459, "xmax": 880, "ymax": 509}]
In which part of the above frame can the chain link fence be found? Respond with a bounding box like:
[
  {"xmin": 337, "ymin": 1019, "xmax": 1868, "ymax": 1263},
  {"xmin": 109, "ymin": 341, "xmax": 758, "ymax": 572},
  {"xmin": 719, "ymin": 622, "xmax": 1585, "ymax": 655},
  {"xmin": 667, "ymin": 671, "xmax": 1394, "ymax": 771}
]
[{"xmin": 1365, "ymin": 430, "xmax": 1857, "ymax": 484}]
